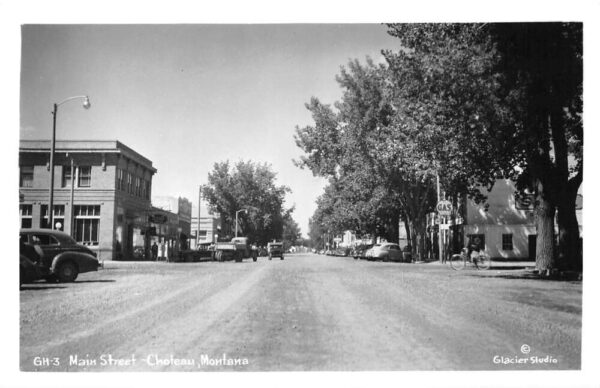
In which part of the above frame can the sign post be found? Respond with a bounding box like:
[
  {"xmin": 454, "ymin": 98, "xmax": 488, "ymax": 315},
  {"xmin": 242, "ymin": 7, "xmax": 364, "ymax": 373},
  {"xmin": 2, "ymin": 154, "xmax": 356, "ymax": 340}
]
[{"xmin": 436, "ymin": 199, "xmax": 453, "ymax": 262}]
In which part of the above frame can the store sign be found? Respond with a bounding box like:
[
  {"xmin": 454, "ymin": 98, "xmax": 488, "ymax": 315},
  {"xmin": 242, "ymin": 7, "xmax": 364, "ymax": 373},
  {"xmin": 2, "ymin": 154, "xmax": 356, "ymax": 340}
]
[
  {"xmin": 436, "ymin": 200, "xmax": 453, "ymax": 216},
  {"xmin": 150, "ymin": 214, "xmax": 168, "ymax": 224}
]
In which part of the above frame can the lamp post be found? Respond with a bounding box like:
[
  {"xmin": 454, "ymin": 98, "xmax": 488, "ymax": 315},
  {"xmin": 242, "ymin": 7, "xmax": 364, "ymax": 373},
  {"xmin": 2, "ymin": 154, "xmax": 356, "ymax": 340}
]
[
  {"xmin": 235, "ymin": 208, "xmax": 247, "ymax": 238},
  {"xmin": 48, "ymin": 95, "xmax": 91, "ymax": 230}
]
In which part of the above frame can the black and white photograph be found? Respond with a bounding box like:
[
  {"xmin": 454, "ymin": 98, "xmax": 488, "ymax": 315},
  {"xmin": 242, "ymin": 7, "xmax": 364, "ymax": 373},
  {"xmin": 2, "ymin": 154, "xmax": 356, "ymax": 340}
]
[{"xmin": 3, "ymin": 1, "xmax": 600, "ymax": 388}]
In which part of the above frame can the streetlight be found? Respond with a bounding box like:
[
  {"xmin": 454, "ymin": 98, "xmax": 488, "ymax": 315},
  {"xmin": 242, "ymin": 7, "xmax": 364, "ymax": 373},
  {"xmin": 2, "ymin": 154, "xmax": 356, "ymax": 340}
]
[
  {"xmin": 48, "ymin": 95, "xmax": 91, "ymax": 230},
  {"xmin": 235, "ymin": 208, "xmax": 247, "ymax": 238}
]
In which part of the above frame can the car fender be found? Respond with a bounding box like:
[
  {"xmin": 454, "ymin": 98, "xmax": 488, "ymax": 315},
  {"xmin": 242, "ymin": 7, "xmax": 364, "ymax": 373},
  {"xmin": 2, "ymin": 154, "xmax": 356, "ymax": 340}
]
[{"xmin": 51, "ymin": 251, "xmax": 99, "ymax": 274}]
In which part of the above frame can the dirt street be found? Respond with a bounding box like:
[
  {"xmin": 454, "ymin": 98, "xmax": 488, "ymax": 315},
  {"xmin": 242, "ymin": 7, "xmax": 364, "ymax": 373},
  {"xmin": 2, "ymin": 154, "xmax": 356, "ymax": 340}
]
[{"xmin": 20, "ymin": 254, "xmax": 581, "ymax": 371}]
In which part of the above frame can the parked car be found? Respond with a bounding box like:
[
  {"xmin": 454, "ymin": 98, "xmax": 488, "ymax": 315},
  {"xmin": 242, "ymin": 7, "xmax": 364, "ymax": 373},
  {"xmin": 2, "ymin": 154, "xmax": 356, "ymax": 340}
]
[
  {"xmin": 19, "ymin": 229, "xmax": 101, "ymax": 283},
  {"xmin": 351, "ymin": 244, "xmax": 374, "ymax": 260},
  {"xmin": 20, "ymin": 240, "xmax": 44, "ymax": 285},
  {"xmin": 364, "ymin": 243, "xmax": 405, "ymax": 262}
]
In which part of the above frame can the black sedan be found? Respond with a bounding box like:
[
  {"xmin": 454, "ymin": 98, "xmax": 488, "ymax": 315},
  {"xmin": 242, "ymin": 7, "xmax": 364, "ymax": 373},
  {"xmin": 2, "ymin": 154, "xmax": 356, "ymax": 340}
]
[{"xmin": 20, "ymin": 229, "xmax": 101, "ymax": 283}]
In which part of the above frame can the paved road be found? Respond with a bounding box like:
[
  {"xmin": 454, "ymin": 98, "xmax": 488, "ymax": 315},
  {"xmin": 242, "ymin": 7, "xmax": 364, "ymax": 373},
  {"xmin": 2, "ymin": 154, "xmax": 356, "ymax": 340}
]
[{"xmin": 20, "ymin": 254, "xmax": 581, "ymax": 371}]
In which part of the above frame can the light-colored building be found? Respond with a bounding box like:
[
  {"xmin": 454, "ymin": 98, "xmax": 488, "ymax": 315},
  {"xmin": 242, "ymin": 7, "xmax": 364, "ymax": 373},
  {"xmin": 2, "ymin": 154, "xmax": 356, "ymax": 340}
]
[
  {"xmin": 463, "ymin": 179, "xmax": 535, "ymax": 259},
  {"xmin": 19, "ymin": 140, "xmax": 156, "ymax": 261},
  {"xmin": 462, "ymin": 179, "xmax": 582, "ymax": 260},
  {"xmin": 189, "ymin": 198, "xmax": 220, "ymax": 248}
]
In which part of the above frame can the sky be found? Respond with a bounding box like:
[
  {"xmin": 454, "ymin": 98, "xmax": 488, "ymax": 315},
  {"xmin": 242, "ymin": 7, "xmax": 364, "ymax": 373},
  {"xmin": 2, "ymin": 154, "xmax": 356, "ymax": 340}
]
[{"xmin": 20, "ymin": 24, "xmax": 401, "ymax": 236}]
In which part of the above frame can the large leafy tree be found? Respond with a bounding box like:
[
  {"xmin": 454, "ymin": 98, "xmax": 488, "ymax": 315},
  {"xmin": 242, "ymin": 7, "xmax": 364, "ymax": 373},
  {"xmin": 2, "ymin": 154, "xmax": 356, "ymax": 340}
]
[
  {"xmin": 489, "ymin": 23, "xmax": 583, "ymax": 272},
  {"xmin": 385, "ymin": 23, "xmax": 583, "ymax": 272},
  {"xmin": 295, "ymin": 59, "xmax": 438, "ymax": 258},
  {"xmin": 201, "ymin": 160, "xmax": 293, "ymax": 245}
]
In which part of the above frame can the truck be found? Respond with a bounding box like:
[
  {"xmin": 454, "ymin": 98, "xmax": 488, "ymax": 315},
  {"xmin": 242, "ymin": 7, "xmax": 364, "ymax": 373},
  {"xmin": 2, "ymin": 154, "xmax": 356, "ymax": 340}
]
[
  {"xmin": 267, "ymin": 241, "xmax": 284, "ymax": 260},
  {"xmin": 213, "ymin": 237, "xmax": 258, "ymax": 262}
]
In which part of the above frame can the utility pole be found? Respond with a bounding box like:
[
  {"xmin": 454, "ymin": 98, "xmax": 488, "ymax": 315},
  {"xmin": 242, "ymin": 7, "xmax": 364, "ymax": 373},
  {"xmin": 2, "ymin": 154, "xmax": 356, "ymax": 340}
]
[
  {"xmin": 196, "ymin": 185, "xmax": 201, "ymax": 248},
  {"xmin": 69, "ymin": 156, "xmax": 75, "ymax": 237},
  {"xmin": 437, "ymin": 173, "xmax": 444, "ymax": 263}
]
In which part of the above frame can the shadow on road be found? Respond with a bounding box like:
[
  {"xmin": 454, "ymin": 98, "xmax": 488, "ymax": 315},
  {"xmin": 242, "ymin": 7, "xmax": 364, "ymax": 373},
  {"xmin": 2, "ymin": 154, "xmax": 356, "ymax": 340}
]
[
  {"xmin": 74, "ymin": 279, "xmax": 116, "ymax": 283},
  {"xmin": 465, "ymin": 272, "xmax": 581, "ymax": 283},
  {"xmin": 20, "ymin": 279, "xmax": 116, "ymax": 290},
  {"xmin": 20, "ymin": 285, "xmax": 66, "ymax": 291}
]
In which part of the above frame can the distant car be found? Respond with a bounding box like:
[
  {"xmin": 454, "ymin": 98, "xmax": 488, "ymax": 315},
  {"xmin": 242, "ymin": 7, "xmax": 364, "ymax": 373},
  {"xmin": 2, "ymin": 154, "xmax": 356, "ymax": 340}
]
[
  {"xmin": 351, "ymin": 244, "xmax": 374, "ymax": 260},
  {"xmin": 364, "ymin": 243, "xmax": 404, "ymax": 262},
  {"xmin": 267, "ymin": 241, "xmax": 284, "ymax": 260},
  {"xmin": 19, "ymin": 229, "xmax": 101, "ymax": 282}
]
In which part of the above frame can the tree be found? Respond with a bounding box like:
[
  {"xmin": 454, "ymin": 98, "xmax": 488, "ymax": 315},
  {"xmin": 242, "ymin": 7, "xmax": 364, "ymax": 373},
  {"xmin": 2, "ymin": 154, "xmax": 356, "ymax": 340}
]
[
  {"xmin": 385, "ymin": 23, "xmax": 583, "ymax": 272},
  {"xmin": 489, "ymin": 23, "xmax": 583, "ymax": 272},
  {"xmin": 295, "ymin": 59, "xmax": 438, "ymax": 258},
  {"xmin": 201, "ymin": 160, "xmax": 293, "ymax": 245},
  {"xmin": 282, "ymin": 208, "xmax": 302, "ymax": 248}
]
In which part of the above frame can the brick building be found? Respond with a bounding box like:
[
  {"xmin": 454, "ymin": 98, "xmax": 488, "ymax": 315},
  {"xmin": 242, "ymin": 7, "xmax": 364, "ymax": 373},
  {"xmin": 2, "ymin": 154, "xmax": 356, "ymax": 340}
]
[{"xmin": 19, "ymin": 140, "xmax": 157, "ymax": 261}]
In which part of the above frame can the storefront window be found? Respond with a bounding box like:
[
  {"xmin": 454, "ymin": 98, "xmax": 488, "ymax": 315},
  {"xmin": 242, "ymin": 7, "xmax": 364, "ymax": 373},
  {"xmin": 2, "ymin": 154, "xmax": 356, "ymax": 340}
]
[
  {"xmin": 41, "ymin": 205, "xmax": 65, "ymax": 230},
  {"xmin": 74, "ymin": 205, "xmax": 100, "ymax": 245}
]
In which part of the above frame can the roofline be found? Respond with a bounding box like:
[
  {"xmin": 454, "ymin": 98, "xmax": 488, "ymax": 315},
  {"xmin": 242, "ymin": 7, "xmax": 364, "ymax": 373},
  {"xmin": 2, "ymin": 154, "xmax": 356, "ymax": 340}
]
[{"xmin": 19, "ymin": 139, "xmax": 157, "ymax": 173}]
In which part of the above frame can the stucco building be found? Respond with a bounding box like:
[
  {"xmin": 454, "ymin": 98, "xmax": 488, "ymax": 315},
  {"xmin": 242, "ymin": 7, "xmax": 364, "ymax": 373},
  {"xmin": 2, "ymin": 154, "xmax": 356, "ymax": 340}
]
[{"xmin": 462, "ymin": 179, "xmax": 582, "ymax": 260}]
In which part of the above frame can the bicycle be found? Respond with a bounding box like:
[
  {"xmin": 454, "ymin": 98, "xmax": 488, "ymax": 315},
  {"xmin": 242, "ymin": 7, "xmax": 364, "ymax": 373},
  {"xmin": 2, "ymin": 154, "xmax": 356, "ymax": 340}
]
[{"xmin": 449, "ymin": 248, "xmax": 491, "ymax": 270}]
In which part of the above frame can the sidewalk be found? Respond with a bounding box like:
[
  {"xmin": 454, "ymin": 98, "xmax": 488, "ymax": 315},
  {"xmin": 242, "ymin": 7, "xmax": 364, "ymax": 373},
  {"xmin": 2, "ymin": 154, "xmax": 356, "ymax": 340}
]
[{"xmin": 415, "ymin": 260, "xmax": 536, "ymax": 270}]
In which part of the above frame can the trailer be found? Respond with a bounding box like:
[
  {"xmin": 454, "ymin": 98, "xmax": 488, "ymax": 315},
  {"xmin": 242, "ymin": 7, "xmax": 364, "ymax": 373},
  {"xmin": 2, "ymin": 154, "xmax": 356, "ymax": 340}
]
[{"xmin": 214, "ymin": 237, "xmax": 258, "ymax": 262}]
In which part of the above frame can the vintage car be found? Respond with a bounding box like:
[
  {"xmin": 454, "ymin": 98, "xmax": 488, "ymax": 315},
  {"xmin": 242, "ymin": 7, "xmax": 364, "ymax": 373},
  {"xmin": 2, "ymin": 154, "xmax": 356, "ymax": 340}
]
[
  {"xmin": 20, "ymin": 240, "xmax": 44, "ymax": 285},
  {"xmin": 351, "ymin": 244, "xmax": 374, "ymax": 260},
  {"xmin": 19, "ymin": 229, "xmax": 101, "ymax": 283},
  {"xmin": 364, "ymin": 243, "xmax": 405, "ymax": 262},
  {"xmin": 267, "ymin": 241, "xmax": 284, "ymax": 260}
]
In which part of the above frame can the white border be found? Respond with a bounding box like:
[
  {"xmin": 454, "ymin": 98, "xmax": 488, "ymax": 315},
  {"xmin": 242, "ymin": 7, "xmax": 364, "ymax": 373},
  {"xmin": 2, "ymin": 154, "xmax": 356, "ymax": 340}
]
[{"xmin": 2, "ymin": 1, "xmax": 599, "ymax": 388}]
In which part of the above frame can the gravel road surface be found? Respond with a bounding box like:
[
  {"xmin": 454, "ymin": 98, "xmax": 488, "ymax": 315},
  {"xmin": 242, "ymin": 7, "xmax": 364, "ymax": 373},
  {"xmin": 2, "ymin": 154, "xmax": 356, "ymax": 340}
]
[{"xmin": 20, "ymin": 254, "xmax": 581, "ymax": 371}]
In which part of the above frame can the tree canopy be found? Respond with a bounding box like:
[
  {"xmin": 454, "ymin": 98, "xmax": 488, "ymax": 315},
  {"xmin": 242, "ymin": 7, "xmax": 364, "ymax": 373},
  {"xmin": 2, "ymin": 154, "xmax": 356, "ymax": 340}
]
[
  {"xmin": 201, "ymin": 160, "xmax": 294, "ymax": 245},
  {"xmin": 296, "ymin": 23, "xmax": 582, "ymax": 271}
]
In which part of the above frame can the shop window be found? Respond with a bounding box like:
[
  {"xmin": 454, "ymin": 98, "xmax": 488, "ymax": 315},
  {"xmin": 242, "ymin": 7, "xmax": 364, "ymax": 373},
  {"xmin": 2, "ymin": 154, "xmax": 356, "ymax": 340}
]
[
  {"xmin": 78, "ymin": 166, "xmax": 91, "ymax": 187},
  {"xmin": 502, "ymin": 234, "xmax": 513, "ymax": 251},
  {"xmin": 74, "ymin": 205, "xmax": 101, "ymax": 245},
  {"xmin": 20, "ymin": 166, "xmax": 33, "ymax": 187},
  {"xmin": 20, "ymin": 204, "xmax": 32, "ymax": 228},
  {"xmin": 41, "ymin": 205, "xmax": 65, "ymax": 230}
]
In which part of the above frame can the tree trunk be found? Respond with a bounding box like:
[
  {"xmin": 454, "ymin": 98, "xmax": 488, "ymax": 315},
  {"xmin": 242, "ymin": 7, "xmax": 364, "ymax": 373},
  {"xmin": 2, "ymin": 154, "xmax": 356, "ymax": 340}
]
[
  {"xmin": 556, "ymin": 181, "xmax": 582, "ymax": 271},
  {"xmin": 386, "ymin": 216, "xmax": 400, "ymax": 244},
  {"xmin": 549, "ymin": 101, "xmax": 582, "ymax": 272},
  {"xmin": 535, "ymin": 188, "xmax": 556, "ymax": 272},
  {"xmin": 404, "ymin": 219, "xmax": 411, "ymax": 249}
]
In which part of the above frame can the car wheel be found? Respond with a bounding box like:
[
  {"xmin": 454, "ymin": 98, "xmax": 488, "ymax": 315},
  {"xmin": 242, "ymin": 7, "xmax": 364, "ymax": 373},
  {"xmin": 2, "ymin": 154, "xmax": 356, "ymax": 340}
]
[
  {"xmin": 281, "ymin": 256, "xmax": 284, "ymax": 260},
  {"xmin": 234, "ymin": 251, "xmax": 242, "ymax": 263},
  {"xmin": 57, "ymin": 261, "xmax": 78, "ymax": 283}
]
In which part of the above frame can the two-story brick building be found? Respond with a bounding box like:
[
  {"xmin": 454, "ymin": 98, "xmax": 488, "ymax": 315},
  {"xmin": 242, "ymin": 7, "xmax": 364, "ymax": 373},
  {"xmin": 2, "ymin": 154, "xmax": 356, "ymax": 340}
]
[{"xmin": 19, "ymin": 140, "xmax": 157, "ymax": 261}]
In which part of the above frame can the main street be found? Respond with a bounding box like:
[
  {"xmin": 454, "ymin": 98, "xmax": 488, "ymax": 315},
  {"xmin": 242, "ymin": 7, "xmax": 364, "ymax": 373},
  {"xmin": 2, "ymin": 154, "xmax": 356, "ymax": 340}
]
[{"xmin": 20, "ymin": 254, "xmax": 581, "ymax": 371}]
